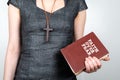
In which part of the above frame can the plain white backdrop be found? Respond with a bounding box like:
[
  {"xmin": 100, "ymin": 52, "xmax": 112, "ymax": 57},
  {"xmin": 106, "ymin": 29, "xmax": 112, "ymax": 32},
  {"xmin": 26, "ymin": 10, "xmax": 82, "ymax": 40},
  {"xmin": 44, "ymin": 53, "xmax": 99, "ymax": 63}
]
[{"xmin": 0, "ymin": 0, "xmax": 120, "ymax": 80}]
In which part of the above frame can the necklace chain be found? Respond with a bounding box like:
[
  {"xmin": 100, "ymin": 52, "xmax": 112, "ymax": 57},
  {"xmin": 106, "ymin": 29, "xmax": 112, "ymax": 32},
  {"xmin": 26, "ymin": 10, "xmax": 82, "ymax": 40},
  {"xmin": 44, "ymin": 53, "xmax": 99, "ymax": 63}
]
[
  {"xmin": 41, "ymin": 0, "xmax": 57, "ymax": 13},
  {"xmin": 41, "ymin": 0, "xmax": 57, "ymax": 42},
  {"xmin": 41, "ymin": 0, "xmax": 57, "ymax": 23}
]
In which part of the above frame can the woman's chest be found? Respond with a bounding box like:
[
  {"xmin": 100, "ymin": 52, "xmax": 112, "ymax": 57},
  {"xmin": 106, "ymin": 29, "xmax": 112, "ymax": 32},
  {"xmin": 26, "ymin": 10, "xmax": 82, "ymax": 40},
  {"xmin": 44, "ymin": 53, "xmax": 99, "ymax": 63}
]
[
  {"xmin": 20, "ymin": 0, "xmax": 79, "ymax": 33},
  {"xmin": 20, "ymin": 0, "xmax": 79, "ymax": 23}
]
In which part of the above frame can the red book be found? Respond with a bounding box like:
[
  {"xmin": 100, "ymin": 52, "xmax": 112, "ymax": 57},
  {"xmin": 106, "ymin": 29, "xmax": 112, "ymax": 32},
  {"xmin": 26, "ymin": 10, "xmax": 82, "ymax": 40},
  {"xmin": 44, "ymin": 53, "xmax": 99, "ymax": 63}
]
[{"xmin": 60, "ymin": 32, "xmax": 109, "ymax": 75}]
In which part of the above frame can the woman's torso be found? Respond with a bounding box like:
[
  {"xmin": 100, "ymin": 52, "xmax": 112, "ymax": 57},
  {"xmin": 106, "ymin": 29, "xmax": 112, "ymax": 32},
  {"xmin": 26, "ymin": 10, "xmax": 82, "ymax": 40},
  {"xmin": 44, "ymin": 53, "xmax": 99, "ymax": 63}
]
[{"xmin": 11, "ymin": 0, "xmax": 85, "ymax": 79}]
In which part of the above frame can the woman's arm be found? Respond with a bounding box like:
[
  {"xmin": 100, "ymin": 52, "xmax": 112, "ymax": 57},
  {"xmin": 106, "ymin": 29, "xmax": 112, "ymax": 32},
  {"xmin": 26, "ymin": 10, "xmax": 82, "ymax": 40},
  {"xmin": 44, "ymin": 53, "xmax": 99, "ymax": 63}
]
[
  {"xmin": 74, "ymin": 10, "xmax": 110, "ymax": 73},
  {"xmin": 74, "ymin": 10, "xmax": 86, "ymax": 40},
  {"xmin": 4, "ymin": 4, "xmax": 21, "ymax": 80}
]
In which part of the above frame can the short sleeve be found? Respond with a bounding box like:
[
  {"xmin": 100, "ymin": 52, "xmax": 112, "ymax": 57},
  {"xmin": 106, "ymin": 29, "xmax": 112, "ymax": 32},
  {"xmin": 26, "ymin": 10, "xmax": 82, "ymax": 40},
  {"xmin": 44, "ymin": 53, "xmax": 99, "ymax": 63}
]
[
  {"xmin": 7, "ymin": 0, "xmax": 20, "ymax": 9},
  {"xmin": 78, "ymin": 0, "xmax": 88, "ymax": 12}
]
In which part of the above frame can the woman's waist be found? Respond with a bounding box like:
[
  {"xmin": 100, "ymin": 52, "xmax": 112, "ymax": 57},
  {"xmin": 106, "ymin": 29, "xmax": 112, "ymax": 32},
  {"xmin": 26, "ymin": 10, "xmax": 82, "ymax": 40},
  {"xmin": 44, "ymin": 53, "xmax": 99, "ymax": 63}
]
[{"xmin": 21, "ymin": 35, "xmax": 73, "ymax": 49}]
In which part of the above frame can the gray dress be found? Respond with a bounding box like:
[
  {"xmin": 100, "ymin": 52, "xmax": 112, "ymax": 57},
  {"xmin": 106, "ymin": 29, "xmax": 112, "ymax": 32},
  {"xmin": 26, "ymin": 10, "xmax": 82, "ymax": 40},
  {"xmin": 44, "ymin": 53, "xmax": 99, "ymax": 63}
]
[{"xmin": 7, "ymin": 0, "xmax": 88, "ymax": 80}]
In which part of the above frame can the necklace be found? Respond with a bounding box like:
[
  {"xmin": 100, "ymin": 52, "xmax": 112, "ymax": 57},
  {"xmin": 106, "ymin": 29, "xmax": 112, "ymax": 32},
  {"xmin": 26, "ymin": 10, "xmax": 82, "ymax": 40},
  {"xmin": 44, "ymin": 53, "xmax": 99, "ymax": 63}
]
[{"xmin": 41, "ymin": 0, "xmax": 57, "ymax": 42}]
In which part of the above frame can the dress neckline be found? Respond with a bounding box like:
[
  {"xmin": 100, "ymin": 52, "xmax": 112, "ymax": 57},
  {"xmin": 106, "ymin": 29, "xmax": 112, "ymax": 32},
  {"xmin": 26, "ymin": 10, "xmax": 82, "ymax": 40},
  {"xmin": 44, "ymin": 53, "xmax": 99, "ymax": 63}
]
[{"xmin": 32, "ymin": 0, "xmax": 67, "ymax": 14}]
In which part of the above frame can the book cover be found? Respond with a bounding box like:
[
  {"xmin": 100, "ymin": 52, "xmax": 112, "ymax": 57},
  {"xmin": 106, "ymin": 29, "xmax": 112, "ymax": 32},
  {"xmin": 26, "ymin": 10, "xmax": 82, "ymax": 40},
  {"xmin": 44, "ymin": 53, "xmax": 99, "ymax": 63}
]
[{"xmin": 60, "ymin": 32, "xmax": 109, "ymax": 75}]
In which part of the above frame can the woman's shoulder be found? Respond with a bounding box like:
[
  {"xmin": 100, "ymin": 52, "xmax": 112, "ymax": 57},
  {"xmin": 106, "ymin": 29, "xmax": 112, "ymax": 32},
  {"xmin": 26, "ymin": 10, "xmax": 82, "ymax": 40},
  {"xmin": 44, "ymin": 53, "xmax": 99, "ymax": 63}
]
[
  {"xmin": 68, "ymin": 0, "xmax": 86, "ymax": 5},
  {"xmin": 76, "ymin": 0, "xmax": 88, "ymax": 12},
  {"xmin": 7, "ymin": 0, "xmax": 24, "ymax": 9}
]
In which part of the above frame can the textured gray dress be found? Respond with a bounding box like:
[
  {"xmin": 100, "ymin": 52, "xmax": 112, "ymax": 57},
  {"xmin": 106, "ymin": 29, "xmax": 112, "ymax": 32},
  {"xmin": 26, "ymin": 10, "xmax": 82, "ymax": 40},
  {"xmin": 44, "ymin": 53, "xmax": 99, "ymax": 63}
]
[{"xmin": 7, "ymin": 0, "xmax": 88, "ymax": 80}]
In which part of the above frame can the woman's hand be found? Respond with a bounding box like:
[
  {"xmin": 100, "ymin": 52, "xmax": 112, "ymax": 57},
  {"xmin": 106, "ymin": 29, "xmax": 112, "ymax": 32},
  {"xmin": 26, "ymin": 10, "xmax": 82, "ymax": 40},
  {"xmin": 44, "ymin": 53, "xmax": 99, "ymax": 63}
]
[
  {"xmin": 84, "ymin": 56, "xmax": 101, "ymax": 73},
  {"xmin": 84, "ymin": 55, "xmax": 110, "ymax": 73}
]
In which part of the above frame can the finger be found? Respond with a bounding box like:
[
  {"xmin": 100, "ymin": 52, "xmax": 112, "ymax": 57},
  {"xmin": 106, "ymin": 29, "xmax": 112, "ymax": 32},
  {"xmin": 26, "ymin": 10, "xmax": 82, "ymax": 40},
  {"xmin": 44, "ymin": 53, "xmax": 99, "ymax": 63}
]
[
  {"xmin": 85, "ymin": 58, "xmax": 91, "ymax": 73},
  {"xmin": 86, "ymin": 57, "xmax": 95, "ymax": 72},
  {"xmin": 93, "ymin": 57, "xmax": 102, "ymax": 68},
  {"xmin": 103, "ymin": 56, "xmax": 110, "ymax": 61},
  {"xmin": 88, "ymin": 56, "xmax": 98, "ymax": 71},
  {"xmin": 101, "ymin": 55, "xmax": 110, "ymax": 61}
]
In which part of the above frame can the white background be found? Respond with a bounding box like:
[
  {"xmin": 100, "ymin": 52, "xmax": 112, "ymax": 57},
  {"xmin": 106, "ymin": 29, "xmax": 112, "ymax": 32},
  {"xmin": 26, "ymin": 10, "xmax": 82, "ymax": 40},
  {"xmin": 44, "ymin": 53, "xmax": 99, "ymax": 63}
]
[{"xmin": 0, "ymin": 0, "xmax": 120, "ymax": 80}]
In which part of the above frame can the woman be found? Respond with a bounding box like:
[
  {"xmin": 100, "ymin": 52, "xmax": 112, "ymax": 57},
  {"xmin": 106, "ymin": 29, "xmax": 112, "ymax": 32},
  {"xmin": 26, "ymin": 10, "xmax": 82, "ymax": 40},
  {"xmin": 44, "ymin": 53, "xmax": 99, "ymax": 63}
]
[{"xmin": 4, "ymin": 0, "xmax": 110, "ymax": 80}]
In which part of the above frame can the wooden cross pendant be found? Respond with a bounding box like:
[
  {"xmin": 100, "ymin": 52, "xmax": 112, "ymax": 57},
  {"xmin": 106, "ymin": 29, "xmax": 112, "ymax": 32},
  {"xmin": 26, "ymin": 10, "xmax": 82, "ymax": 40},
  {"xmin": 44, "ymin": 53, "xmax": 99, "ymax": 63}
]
[{"xmin": 43, "ymin": 24, "xmax": 53, "ymax": 42}]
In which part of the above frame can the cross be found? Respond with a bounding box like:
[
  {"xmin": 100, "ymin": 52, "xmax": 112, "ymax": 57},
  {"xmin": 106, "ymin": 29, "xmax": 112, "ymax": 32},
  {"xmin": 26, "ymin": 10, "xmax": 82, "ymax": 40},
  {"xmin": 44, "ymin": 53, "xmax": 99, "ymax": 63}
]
[{"xmin": 43, "ymin": 24, "xmax": 53, "ymax": 42}]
